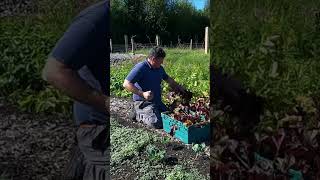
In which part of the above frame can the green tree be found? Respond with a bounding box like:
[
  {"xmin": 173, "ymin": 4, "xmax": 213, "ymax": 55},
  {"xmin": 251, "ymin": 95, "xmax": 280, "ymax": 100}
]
[{"xmin": 110, "ymin": 0, "xmax": 209, "ymax": 45}]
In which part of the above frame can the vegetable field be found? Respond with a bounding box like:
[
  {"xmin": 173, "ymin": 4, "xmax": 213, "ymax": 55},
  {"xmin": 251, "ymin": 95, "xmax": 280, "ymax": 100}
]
[
  {"xmin": 111, "ymin": 49, "xmax": 210, "ymax": 99},
  {"xmin": 0, "ymin": 1, "xmax": 78, "ymax": 116},
  {"xmin": 210, "ymin": 0, "xmax": 320, "ymax": 179},
  {"xmin": 110, "ymin": 118, "xmax": 209, "ymax": 180},
  {"xmin": 110, "ymin": 49, "xmax": 210, "ymax": 179}
]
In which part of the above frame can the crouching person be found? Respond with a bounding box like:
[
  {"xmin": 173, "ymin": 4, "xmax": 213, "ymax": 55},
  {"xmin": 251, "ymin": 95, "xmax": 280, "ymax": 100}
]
[
  {"xmin": 123, "ymin": 47, "xmax": 187, "ymax": 129},
  {"xmin": 42, "ymin": 1, "xmax": 110, "ymax": 179}
]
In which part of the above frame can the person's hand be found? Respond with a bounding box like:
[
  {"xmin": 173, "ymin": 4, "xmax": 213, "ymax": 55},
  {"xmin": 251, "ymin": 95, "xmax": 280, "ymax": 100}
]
[
  {"xmin": 176, "ymin": 85, "xmax": 193, "ymax": 102},
  {"xmin": 142, "ymin": 91, "xmax": 153, "ymax": 101},
  {"xmin": 89, "ymin": 90, "xmax": 109, "ymax": 113}
]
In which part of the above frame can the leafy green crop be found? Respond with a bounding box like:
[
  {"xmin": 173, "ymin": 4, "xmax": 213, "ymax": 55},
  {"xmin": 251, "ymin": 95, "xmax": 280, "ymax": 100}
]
[
  {"xmin": 111, "ymin": 119, "xmax": 208, "ymax": 179},
  {"xmin": 111, "ymin": 49, "xmax": 210, "ymax": 102},
  {"xmin": 161, "ymin": 136, "xmax": 171, "ymax": 145},
  {"xmin": 146, "ymin": 144, "xmax": 166, "ymax": 163},
  {"xmin": 110, "ymin": 119, "xmax": 158, "ymax": 165},
  {"xmin": 110, "ymin": 62, "xmax": 133, "ymax": 97},
  {"xmin": 191, "ymin": 143, "xmax": 206, "ymax": 154},
  {"xmin": 0, "ymin": 0, "xmax": 79, "ymax": 115},
  {"xmin": 165, "ymin": 165, "xmax": 208, "ymax": 180},
  {"xmin": 210, "ymin": 0, "xmax": 320, "ymax": 123}
]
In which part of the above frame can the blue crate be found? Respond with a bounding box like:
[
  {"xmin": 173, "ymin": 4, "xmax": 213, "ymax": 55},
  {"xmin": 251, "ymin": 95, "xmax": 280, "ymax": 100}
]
[{"xmin": 161, "ymin": 113, "xmax": 210, "ymax": 144}]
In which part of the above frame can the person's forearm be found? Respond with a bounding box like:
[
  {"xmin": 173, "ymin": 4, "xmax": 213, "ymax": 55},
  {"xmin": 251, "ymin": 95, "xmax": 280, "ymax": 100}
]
[
  {"xmin": 123, "ymin": 81, "xmax": 144, "ymax": 97},
  {"xmin": 44, "ymin": 64, "xmax": 108, "ymax": 113},
  {"xmin": 167, "ymin": 77, "xmax": 180, "ymax": 90},
  {"xmin": 54, "ymin": 69, "xmax": 107, "ymax": 112}
]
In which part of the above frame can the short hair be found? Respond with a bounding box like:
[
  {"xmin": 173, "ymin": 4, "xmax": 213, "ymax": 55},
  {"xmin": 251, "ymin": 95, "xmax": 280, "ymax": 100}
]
[{"xmin": 149, "ymin": 46, "xmax": 166, "ymax": 59}]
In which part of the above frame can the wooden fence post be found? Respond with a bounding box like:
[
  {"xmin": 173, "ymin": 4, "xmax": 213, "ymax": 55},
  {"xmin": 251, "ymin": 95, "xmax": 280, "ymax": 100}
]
[
  {"xmin": 156, "ymin": 35, "xmax": 160, "ymax": 46},
  {"xmin": 205, "ymin": 27, "xmax": 209, "ymax": 54},
  {"xmin": 110, "ymin": 38, "xmax": 112, "ymax": 53},
  {"xmin": 131, "ymin": 37, "xmax": 134, "ymax": 54},
  {"xmin": 124, "ymin": 35, "xmax": 128, "ymax": 53},
  {"xmin": 190, "ymin": 39, "xmax": 193, "ymax": 50}
]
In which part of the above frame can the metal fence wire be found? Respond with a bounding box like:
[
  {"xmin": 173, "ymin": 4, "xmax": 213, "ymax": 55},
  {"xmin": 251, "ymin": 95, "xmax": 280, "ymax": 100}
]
[{"xmin": 111, "ymin": 42, "xmax": 205, "ymax": 53}]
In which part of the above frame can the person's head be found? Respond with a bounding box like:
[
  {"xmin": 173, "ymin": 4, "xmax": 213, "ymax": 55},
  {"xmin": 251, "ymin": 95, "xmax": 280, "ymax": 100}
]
[{"xmin": 147, "ymin": 47, "xmax": 166, "ymax": 69}]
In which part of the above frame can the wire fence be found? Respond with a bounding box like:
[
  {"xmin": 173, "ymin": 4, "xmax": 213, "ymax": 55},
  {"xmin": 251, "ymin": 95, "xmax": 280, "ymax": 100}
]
[{"xmin": 111, "ymin": 42, "xmax": 206, "ymax": 53}]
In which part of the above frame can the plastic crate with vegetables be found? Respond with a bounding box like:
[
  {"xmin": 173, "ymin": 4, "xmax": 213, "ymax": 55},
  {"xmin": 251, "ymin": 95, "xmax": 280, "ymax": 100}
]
[{"xmin": 162, "ymin": 90, "xmax": 210, "ymax": 144}]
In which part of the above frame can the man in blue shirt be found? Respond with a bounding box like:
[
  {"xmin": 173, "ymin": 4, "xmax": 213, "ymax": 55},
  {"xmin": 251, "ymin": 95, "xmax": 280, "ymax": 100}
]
[
  {"xmin": 123, "ymin": 47, "xmax": 187, "ymax": 129},
  {"xmin": 42, "ymin": 1, "xmax": 109, "ymax": 179}
]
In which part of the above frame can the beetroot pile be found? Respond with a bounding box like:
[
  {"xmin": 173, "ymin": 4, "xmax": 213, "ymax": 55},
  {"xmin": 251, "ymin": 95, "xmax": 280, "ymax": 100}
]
[
  {"xmin": 211, "ymin": 127, "xmax": 320, "ymax": 179},
  {"xmin": 211, "ymin": 96, "xmax": 320, "ymax": 179},
  {"xmin": 166, "ymin": 92, "xmax": 210, "ymax": 127}
]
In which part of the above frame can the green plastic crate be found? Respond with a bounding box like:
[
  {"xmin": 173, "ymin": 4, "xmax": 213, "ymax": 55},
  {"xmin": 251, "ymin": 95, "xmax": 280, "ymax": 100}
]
[{"xmin": 161, "ymin": 113, "xmax": 210, "ymax": 144}]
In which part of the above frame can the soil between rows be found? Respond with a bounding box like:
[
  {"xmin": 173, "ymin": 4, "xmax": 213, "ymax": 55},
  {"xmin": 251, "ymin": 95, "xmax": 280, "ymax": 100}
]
[{"xmin": 110, "ymin": 97, "xmax": 210, "ymax": 179}]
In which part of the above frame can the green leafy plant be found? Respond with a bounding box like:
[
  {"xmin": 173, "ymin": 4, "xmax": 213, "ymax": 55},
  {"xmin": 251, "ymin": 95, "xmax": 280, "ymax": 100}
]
[
  {"xmin": 210, "ymin": 0, "xmax": 320, "ymax": 126},
  {"xmin": 192, "ymin": 143, "xmax": 206, "ymax": 154},
  {"xmin": 110, "ymin": 119, "xmax": 158, "ymax": 165},
  {"xmin": 146, "ymin": 144, "xmax": 166, "ymax": 163},
  {"xmin": 165, "ymin": 165, "xmax": 207, "ymax": 180},
  {"xmin": 161, "ymin": 136, "xmax": 171, "ymax": 145},
  {"xmin": 13, "ymin": 86, "xmax": 72, "ymax": 115},
  {"xmin": 0, "ymin": 0, "xmax": 82, "ymax": 115}
]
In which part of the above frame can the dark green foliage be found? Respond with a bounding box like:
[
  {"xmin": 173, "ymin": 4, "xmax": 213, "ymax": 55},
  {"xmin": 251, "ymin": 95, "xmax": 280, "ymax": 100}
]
[
  {"xmin": 210, "ymin": 0, "xmax": 320, "ymax": 118},
  {"xmin": 146, "ymin": 144, "xmax": 166, "ymax": 163},
  {"xmin": 0, "ymin": 0, "xmax": 98, "ymax": 115},
  {"xmin": 110, "ymin": 0, "xmax": 209, "ymax": 44}
]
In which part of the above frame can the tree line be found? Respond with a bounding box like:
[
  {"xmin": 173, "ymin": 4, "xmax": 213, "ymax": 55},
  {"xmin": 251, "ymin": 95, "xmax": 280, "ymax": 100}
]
[{"xmin": 111, "ymin": 0, "xmax": 209, "ymax": 45}]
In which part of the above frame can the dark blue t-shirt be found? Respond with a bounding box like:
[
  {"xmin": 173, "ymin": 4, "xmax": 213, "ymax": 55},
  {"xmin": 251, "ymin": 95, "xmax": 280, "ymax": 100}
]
[
  {"xmin": 49, "ymin": 0, "xmax": 110, "ymax": 125},
  {"xmin": 126, "ymin": 59, "xmax": 169, "ymax": 110}
]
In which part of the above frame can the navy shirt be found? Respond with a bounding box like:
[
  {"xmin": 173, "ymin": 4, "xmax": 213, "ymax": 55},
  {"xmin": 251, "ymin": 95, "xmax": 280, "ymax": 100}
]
[
  {"xmin": 49, "ymin": 0, "xmax": 110, "ymax": 125},
  {"xmin": 126, "ymin": 59, "xmax": 169, "ymax": 110}
]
